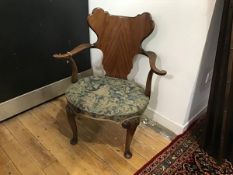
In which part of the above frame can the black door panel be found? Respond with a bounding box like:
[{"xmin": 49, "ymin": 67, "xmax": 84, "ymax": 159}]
[{"xmin": 0, "ymin": 0, "xmax": 90, "ymax": 103}]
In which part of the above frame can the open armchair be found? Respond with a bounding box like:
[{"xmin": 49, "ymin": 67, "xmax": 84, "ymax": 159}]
[{"xmin": 53, "ymin": 8, "xmax": 166, "ymax": 159}]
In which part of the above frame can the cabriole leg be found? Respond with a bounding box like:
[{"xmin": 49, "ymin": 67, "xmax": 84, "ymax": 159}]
[
  {"xmin": 66, "ymin": 104, "xmax": 78, "ymax": 145},
  {"xmin": 122, "ymin": 117, "xmax": 140, "ymax": 159}
]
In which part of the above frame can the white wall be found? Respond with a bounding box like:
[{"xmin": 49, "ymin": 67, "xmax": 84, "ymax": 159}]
[
  {"xmin": 88, "ymin": 0, "xmax": 221, "ymax": 134},
  {"xmin": 187, "ymin": 0, "xmax": 223, "ymax": 123}
]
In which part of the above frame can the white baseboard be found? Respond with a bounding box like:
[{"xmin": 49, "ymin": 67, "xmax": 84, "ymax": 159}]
[
  {"xmin": 0, "ymin": 69, "xmax": 93, "ymax": 121},
  {"xmin": 145, "ymin": 107, "xmax": 184, "ymax": 134},
  {"xmin": 144, "ymin": 106, "xmax": 206, "ymax": 135}
]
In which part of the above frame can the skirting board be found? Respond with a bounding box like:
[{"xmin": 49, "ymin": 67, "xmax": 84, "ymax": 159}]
[
  {"xmin": 0, "ymin": 69, "xmax": 93, "ymax": 121},
  {"xmin": 144, "ymin": 106, "xmax": 207, "ymax": 135}
]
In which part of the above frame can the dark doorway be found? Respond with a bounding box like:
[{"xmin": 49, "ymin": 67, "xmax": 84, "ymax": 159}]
[{"xmin": 0, "ymin": 0, "xmax": 91, "ymax": 103}]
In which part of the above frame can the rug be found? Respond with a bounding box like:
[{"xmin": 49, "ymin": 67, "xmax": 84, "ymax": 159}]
[{"xmin": 135, "ymin": 120, "xmax": 233, "ymax": 175}]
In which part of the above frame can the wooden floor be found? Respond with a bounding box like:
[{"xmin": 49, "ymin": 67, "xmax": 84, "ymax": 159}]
[{"xmin": 0, "ymin": 96, "xmax": 170, "ymax": 175}]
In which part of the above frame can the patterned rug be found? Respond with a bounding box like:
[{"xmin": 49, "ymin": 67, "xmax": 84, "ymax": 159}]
[{"xmin": 135, "ymin": 120, "xmax": 233, "ymax": 175}]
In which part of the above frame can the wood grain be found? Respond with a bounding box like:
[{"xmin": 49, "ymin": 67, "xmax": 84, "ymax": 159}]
[
  {"xmin": 43, "ymin": 161, "xmax": 69, "ymax": 175},
  {"xmin": 53, "ymin": 8, "xmax": 167, "ymax": 95},
  {"xmin": 140, "ymin": 50, "xmax": 167, "ymax": 97},
  {"xmin": 0, "ymin": 161, "xmax": 21, "ymax": 175},
  {"xmin": 0, "ymin": 147, "xmax": 11, "ymax": 168},
  {"xmin": 0, "ymin": 96, "xmax": 170, "ymax": 175},
  {"xmin": 1, "ymin": 132, "xmax": 46, "ymax": 175},
  {"xmin": 88, "ymin": 8, "xmax": 155, "ymax": 79},
  {"xmin": 5, "ymin": 118, "xmax": 56, "ymax": 169}
]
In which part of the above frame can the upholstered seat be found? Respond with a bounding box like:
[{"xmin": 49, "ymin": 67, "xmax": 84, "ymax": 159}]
[{"xmin": 66, "ymin": 76, "xmax": 149, "ymax": 122}]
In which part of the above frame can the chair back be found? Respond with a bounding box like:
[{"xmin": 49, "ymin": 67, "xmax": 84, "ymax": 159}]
[{"xmin": 88, "ymin": 8, "xmax": 154, "ymax": 79}]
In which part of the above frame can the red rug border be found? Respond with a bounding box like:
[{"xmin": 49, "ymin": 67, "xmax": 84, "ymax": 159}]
[{"xmin": 134, "ymin": 117, "xmax": 201, "ymax": 175}]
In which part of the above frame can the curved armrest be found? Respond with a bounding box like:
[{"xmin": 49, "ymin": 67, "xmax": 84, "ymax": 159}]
[
  {"xmin": 53, "ymin": 43, "xmax": 94, "ymax": 83},
  {"xmin": 53, "ymin": 43, "xmax": 94, "ymax": 59},
  {"xmin": 141, "ymin": 50, "xmax": 167, "ymax": 76},
  {"xmin": 140, "ymin": 49, "xmax": 167, "ymax": 97}
]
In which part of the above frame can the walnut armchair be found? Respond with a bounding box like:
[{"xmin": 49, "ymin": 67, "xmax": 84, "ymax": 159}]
[{"xmin": 53, "ymin": 8, "xmax": 166, "ymax": 159}]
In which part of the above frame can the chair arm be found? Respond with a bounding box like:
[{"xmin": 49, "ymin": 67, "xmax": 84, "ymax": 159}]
[
  {"xmin": 53, "ymin": 43, "xmax": 94, "ymax": 83},
  {"xmin": 53, "ymin": 43, "xmax": 94, "ymax": 59},
  {"xmin": 141, "ymin": 50, "xmax": 167, "ymax": 76},
  {"xmin": 140, "ymin": 49, "xmax": 167, "ymax": 97}
]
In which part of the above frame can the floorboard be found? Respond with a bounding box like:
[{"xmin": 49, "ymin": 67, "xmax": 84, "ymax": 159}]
[{"xmin": 0, "ymin": 96, "xmax": 170, "ymax": 175}]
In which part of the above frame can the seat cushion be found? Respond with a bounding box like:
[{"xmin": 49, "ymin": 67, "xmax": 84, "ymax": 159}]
[{"xmin": 65, "ymin": 76, "xmax": 149, "ymax": 122}]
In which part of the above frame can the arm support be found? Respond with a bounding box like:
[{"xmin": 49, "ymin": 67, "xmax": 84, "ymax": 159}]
[
  {"xmin": 53, "ymin": 43, "xmax": 94, "ymax": 83},
  {"xmin": 140, "ymin": 49, "xmax": 167, "ymax": 97}
]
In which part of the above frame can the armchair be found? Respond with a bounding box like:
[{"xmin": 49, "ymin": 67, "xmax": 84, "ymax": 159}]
[{"xmin": 53, "ymin": 8, "xmax": 166, "ymax": 159}]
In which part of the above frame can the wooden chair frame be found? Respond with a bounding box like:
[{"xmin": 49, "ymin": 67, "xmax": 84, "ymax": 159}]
[{"xmin": 53, "ymin": 8, "xmax": 166, "ymax": 159}]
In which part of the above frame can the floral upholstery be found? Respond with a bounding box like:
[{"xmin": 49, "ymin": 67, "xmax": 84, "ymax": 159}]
[{"xmin": 65, "ymin": 76, "xmax": 149, "ymax": 122}]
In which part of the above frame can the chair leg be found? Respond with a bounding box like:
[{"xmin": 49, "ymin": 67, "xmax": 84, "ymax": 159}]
[
  {"xmin": 122, "ymin": 117, "xmax": 140, "ymax": 159},
  {"xmin": 66, "ymin": 104, "xmax": 78, "ymax": 145}
]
